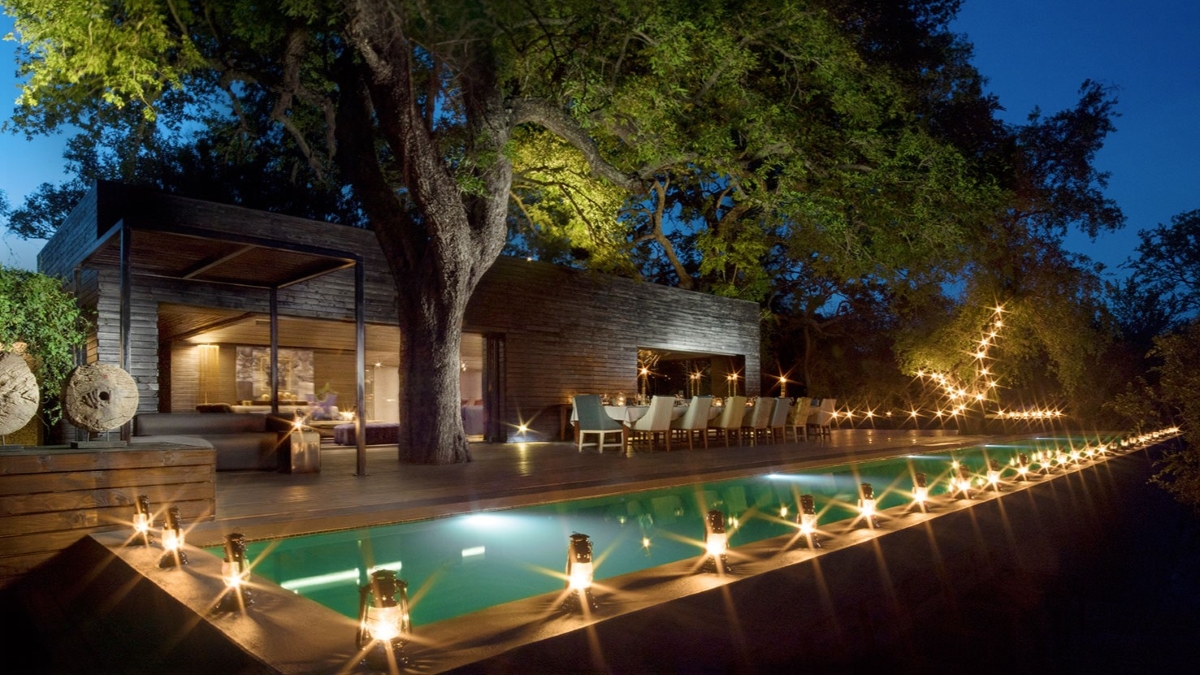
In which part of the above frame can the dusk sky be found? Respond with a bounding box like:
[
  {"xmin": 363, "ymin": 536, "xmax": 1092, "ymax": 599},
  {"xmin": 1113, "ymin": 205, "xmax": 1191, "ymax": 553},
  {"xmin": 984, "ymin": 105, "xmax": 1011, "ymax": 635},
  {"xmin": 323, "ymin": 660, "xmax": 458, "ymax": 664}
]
[{"xmin": 2, "ymin": 0, "xmax": 1197, "ymax": 279}]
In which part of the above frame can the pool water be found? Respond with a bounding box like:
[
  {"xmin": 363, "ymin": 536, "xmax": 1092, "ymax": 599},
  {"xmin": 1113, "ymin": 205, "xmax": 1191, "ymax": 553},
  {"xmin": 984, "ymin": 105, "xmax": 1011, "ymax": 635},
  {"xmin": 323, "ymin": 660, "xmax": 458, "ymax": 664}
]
[{"xmin": 209, "ymin": 436, "xmax": 1112, "ymax": 625}]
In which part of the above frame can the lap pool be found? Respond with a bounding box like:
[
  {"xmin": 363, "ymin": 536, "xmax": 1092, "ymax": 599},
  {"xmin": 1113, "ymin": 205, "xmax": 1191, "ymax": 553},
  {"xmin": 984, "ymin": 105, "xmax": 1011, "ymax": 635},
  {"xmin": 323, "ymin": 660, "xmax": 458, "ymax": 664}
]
[{"xmin": 209, "ymin": 436, "xmax": 1116, "ymax": 626}]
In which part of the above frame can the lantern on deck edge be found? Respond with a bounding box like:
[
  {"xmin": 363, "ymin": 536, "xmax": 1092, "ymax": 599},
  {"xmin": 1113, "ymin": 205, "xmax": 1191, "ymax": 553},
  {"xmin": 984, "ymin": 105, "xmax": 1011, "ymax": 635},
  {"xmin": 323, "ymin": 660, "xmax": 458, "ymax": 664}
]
[
  {"xmin": 131, "ymin": 494, "xmax": 153, "ymax": 547},
  {"xmin": 562, "ymin": 532, "xmax": 599, "ymax": 613},
  {"xmin": 797, "ymin": 494, "xmax": 821, "ymax": 548},
  {"xmin": 701, "ymin": 509, "xmax": 732, "ymax": 573},
  {"xmin": 912, "ymin": 472, "xmax": 930, "ymax": 509},
  {"xmin": 1016, "ymin": 453, "xmax": 1030, "ymax": 480},
  {"xmin": 952, "ymin": 462, "xmax": 973, "ymax": 499},
  {"xmin": 357, "ymin": 569, "xmax": 412, "ymax": 669},
  {"xmin": 858, "ymin": 483, "xmax": 879, "ymax": 528},
  {"xmin": 986, "ymin": 459, "xmax": 1002, "ymax": 490},
  {"xmin": 159, "ymin": 506, "xmax": 188, "ymax": 568},
  {"xmin": 216, "ymin": 532, "xmax": 253, "ymax": 612}
]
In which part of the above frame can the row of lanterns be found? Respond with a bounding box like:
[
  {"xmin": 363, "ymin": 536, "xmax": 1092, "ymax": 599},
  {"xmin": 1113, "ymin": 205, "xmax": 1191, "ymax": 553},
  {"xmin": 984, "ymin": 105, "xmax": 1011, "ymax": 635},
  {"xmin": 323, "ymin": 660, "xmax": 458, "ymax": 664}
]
[{"xmin": 127, "ymin": 427, "xmax": 1176, "ymax": 669}]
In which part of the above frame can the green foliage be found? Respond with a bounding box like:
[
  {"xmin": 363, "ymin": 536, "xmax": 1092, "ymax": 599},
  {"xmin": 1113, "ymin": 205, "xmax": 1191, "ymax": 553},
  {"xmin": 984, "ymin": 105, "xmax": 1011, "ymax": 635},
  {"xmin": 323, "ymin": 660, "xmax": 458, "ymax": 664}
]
[
  {"xmin": 1131, "ymin": 209, "xmax": 1200, "ymax": 316},
  {"xmin": 0, "ymin": 266, "xmax": 89, "ymax": 425},
  {"xmin": 1149, "ymin": 320, "xmax": 1200, "ymax": 511}
]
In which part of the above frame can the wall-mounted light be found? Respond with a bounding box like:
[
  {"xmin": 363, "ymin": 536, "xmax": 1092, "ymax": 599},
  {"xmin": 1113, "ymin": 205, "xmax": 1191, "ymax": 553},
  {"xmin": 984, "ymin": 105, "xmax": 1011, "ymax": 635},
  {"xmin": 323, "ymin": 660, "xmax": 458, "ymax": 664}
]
[
  {"xmin": 158, "ymin": 506, "xmax": 188, "ymax": 568},
  {"xmin": 216, "ymin": 532, "xmax": 253, "ymax": 612},
  {"xmin": 858, "ymin": 483, "xmax": 879, "ymax": 528},
  {"xmin": 701, "ymin": 509, "xmax": 732, "ymax": 573},
  {"xmin": 562, "ymin": 532, "xmax": 598, "ymax": 613},
  {"xmin": 357, "ymin": 569, "xmax": 411, "ymax": 669},
  {"xmin": 130, "ymin": 494, "xmax": 153, "ymax": 547},
  {"xmin": 797, "ymin": 494, "xmax": 821, "ymax": 548}
]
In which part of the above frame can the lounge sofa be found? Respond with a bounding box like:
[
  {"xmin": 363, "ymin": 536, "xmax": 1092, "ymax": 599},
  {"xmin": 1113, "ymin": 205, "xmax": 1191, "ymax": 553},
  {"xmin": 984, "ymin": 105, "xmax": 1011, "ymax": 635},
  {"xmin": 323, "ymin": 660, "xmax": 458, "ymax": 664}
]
[{"xmin": 133, "ymin": 413, "xmax": 291, "ymax": 471}]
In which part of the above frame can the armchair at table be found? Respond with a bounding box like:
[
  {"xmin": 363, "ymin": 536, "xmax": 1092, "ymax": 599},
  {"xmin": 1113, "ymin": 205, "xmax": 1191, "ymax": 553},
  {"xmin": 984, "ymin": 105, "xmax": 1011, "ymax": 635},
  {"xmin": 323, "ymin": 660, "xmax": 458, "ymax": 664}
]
[
  {"xmin": 670, "ymin": 396, "xmax": 713, "ymax": 451},
  {"xmin": 710, "ymin": 396, "xmax": 748, "ymax": 447},
  {"xmin": 740, "ymin": 397, "xmax": 776, "ymax": 445},
  {"xmin": 807, "ymin": 398, "xmax": 838, "ymax": 438},
  {"xmin": 629, "ymin": 395, "xmax": 675, "ymax": 452},
  {"xmin": 787, "ymin": 398, "xmax": 813, "ymax": 442},
  {"xmin": 769, "ymin": 397, "xmax": 792, "ymax": 443},
  {"xmin": 573, "ymin": 395, "xmax": 625, "ymax": 453}
]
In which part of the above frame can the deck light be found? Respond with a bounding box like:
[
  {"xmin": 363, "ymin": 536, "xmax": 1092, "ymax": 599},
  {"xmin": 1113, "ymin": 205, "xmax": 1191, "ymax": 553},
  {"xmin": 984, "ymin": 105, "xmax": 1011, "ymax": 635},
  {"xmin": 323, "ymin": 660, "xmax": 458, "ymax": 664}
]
[
  {"xmin": 158, "ymin": 506, "xmax": 188, "ymax": 568},
  {"xmin": 953, "ymin": 464, "xmax": 973, "ymax": 499},
  {"xmin": 217, "ymin": 532, "xmax": 253, "ymax": 612},
  {"xmin": 913, "ymin": 472, "xmax": 929, "ymax": 508},
  {"xmin": 562, "ymin": 533, "xmax": 599, "ymax": 612},
  {"xmin": 131, "ymin": 494, "xmax": 153, "ymax": 546},
  {"xmin": 701, "ymin": 509, "xmax": 732, "ymax": 573},
  {"xmin": 859, "ymin": 483, "xmax": 879, "ymax": 528},
  {"xmin": 797, "ymin": 495, "xmax": 821, "ymax": 548},
  {"xmin": 357, "ymin": 569, "xmax": 411, "ymax": 669},
  {"xmin": 1016, "ymin": 453, "xmax": 1030, "ymax": 480},
  {"xmin": 987, "ymin": 459, "xmax": 1002, "ymax": 490}
]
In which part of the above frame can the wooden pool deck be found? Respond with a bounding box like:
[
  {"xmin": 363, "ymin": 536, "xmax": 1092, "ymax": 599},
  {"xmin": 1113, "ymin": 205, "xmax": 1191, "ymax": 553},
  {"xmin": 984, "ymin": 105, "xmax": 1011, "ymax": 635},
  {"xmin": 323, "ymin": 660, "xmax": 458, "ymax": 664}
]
[{"xmin": 190, "ymin": 428, "xmax": 1008, "ymax": 547}]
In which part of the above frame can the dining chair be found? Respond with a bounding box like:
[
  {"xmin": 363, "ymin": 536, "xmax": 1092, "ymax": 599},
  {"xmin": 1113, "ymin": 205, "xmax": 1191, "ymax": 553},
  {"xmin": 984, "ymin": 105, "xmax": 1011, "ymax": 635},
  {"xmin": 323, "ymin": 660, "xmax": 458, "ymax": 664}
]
[
  {"xmin": 740, "ymin": 397, "xmax": 775, "ymax": 445},
  {"xmin": 769, "ymin": 397, "xmax": 792, "ymax": 442},
  {"xmin": 574, "ymin": 394, "xmax": 625, "ymax": 453},
  {"xmin": 670, "ymin": 396, "xmax": 712, "ymax": 450},
  {"xmin": 710, "ymin": 395, "xmax": 748, "ymax": 447},
  {"xmin": 808, "ymin": 398, "xmax": 837, "ymax": 438},
  {"xmin": 787, "ymin": 398, "xmax": 812, "ymax": 442},
  {"xmin": 628, "ymin": 395, "xmax": 675, "ymax": 452}
]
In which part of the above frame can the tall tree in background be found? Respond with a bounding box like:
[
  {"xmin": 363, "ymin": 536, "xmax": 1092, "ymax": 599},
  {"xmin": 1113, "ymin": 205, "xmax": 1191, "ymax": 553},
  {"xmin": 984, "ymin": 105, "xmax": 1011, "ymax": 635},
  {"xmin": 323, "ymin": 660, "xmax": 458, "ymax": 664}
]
[{"xmin": 5, "ymin": 0, "xmax": 1005, "ymax": 460}]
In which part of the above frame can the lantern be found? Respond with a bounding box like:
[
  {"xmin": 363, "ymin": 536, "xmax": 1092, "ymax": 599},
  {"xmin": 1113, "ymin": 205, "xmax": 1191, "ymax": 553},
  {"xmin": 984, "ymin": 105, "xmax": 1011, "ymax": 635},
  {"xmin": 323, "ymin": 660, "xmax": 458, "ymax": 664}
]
[
  {"xmin": 131, "ymin": 494, "xmax": 153, "ymax": 547},
  {"xmin": 858, "ymin": 483, "xmax": 879, "ymax": 528},
  {"xmin": 954, "ymin": 463, "xmax": 973, "ymax": 498},
  {"xmin": 986, "ymin": 459, "xmax": 1002, "ymax": 490},
  {"xmin": 562, "ymin": 533, "xmax": 599, "ymax": 613},
  {"xmin": 797, "ymin": 494, "xmax": 821, "ymax": 548},
  {"xmin": 913, "ymin": 472, "xmax": 929, "ymax": 508},
  {"xmin": 1016, "ymin": 453, "xmax": 1030, "ymax": 480},
  {"xmin": 216, "ymin": 532, "xmax": 253, "ymax": 612},
  {"xmin": 357, "ymin": 569, "xmax": 411, "ymax": 669},
  {"xmin": 701, "ymin": 509, "xmax": 732, "ymax": 573},
  {"xmin": 158, "ymin": 506, "xmax": 188, "ymax": 568}
]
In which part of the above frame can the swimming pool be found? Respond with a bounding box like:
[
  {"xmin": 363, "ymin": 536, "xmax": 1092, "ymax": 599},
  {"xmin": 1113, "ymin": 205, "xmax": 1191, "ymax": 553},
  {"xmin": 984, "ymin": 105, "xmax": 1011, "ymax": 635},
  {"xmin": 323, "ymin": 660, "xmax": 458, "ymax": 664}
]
[{"xmin": 210, "ymin": 436, "xmax": 1116, "ymax": 625}]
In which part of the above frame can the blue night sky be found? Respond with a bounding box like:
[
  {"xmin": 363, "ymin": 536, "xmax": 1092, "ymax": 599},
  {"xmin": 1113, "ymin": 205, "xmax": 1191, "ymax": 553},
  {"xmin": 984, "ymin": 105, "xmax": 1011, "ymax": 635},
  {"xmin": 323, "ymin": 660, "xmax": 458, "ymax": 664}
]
[{"xmin": 2, "ymin": 0, "xmax": 1198, "ymax": 278}]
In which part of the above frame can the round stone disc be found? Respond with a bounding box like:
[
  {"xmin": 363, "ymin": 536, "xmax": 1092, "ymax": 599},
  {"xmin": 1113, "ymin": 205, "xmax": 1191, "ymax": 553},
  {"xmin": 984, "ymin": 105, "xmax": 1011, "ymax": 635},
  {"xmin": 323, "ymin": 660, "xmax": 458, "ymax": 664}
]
[
  {"xmin": 0, "ymin": 351, "xmax": 40, "ymax": 436},
  {"xmin": 63, "ymin": 363, "xmax": 140, "ymax": 433}
]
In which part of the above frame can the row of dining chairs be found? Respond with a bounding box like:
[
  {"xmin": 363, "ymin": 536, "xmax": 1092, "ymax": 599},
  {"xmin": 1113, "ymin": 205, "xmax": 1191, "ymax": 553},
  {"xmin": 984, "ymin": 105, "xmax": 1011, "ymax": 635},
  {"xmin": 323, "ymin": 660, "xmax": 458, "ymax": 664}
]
[{"xmin": 574, "ymin": 394, "xmax": 838, "ymax": 453}]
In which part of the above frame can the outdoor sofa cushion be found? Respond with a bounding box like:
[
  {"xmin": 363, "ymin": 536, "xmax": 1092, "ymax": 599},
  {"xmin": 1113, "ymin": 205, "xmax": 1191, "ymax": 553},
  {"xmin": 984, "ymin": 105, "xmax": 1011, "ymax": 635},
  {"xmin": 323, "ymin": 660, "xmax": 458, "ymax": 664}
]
[{"xmin": 134, "ymin": 412, "xmax": 287, "ymax": 471}]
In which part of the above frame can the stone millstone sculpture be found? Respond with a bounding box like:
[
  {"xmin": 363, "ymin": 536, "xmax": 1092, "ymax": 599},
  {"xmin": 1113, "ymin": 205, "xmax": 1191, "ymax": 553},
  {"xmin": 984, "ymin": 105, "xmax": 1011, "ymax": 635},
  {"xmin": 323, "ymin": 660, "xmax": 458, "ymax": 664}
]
[
  {"xmin": 0, "ymin": 351, "xmax": 40, "ymax": 437},
  {"xmin": 63, "ymin": 363, "xmax": 139, "ymax": 434}
]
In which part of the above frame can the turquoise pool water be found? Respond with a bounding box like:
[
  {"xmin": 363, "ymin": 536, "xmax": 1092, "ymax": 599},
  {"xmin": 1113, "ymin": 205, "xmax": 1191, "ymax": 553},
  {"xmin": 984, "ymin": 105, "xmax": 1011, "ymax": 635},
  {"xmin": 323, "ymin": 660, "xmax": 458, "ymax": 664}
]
[{"xmin": 209, "ymin": 436, "xmax": 1113, "ymax": 625}]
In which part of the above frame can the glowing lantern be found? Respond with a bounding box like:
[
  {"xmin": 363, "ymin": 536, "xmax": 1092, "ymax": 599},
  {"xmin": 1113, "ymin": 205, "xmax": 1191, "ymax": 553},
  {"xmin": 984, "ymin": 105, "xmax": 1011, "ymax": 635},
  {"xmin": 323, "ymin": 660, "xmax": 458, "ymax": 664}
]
[
  {"xmin": 217, "ymin": 532, "xmax": 253, "ymax": 612},
  {"xmin": 131, "ymin": 494, "xmax": 153, "ymax": 547},
  {"xmin": 987, "ymin": 459, "xmax": 1002, "ymax": 490},
  {"xmin": 913, "ymin": 472, "xmax": 929, "ymax": 508},
  {"xmin": 356, "ymin": 569, "xmax": 412, "ymax": 668},
  {"xmin": 797, "ymin": 495, "xmax": 821, "ymax": 548},
  {"xmin": 701, "ymin": 509, "xmax": 732, "ymax": 573},
  {"xmin": 158, "ymin": 506, "xmax": 188, "ymax": 568},
  {"xmin": 859, "ymin": 483, "xmax": 879, "ymax": 528},
  {"xmin": 562, "ymin": 533, "xmax": 599, "ymax": 612},
  {"xmin": 1016, "ymin": 453, "xmax": 1030, "ymax": 480}
]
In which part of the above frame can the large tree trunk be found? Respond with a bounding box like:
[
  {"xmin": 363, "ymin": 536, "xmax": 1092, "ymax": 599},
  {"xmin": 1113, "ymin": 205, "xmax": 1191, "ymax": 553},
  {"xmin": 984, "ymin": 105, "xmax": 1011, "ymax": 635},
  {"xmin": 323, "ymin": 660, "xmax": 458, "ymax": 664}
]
[{"xmin": 395, "ymin": 274, "xmax": 472, "ymax": 464}]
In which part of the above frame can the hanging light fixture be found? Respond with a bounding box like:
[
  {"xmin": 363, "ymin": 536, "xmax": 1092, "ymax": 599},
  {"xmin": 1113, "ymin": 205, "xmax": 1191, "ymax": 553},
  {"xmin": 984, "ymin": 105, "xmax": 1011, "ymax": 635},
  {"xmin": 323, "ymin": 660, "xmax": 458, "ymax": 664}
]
[
  {"xmin": 356, "ymin": 569, "xmax": 411, "ymax": 669},
  {"xmin": 797, "ymin": 494, "xmax": 821, "ymax": 548},
  {"xmin": 701, "ymin": 509, "xmax": 732, "ymax": 573},
  {"xmin": 912, "ymin": 472, "xmax": 930, "ymax": 509},
  {"xmin": 858, "ymin": 483, "xmax": 879, "ymax": 528},
  {"xmin": 561, "ymin": 532, "xmax": 599, "ymax": 613},
  {"xmin": 216, "ymin": 532, "xmax": 253, "ymax": 612},
  {"xmin": 130, "ymin": 494, "xmax": 153, "ymax": 547},
  {"xmin": 158, "ymin": 506, "xmax": 188, "ymax": 568}
]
